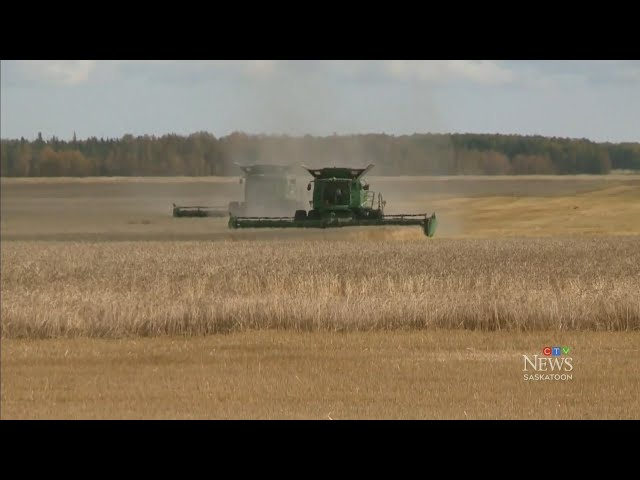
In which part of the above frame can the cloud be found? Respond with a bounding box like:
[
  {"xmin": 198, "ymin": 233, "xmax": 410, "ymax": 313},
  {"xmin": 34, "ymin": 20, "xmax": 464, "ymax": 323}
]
[
  {"xmin": 0, "ymin": 59, "xmax": 544, "ymax": 89},
  {"xmin": 507, "ymin": 60, "xmax": 640, "ymax": 88},
  {"xmin": 4, "ymin": 60, "xmax": 638, "ymax": 91},
  {"xmin": 245, "ymin": 60, "xmax": 517, "ymax": 86},
  {"xmin": 43, "ymin": 60, "xmax": 96, "ymax": 85},
  {"xmin": 104, "ymin": 60, "xmax": 279, "ymax": 86},
  {"xmin": 380, "ymin": 60, "xmax": 516, "ymax": 85},
  {"xmin": 2, "ymin": 60, "xmax": 98, "ymax": 86}
]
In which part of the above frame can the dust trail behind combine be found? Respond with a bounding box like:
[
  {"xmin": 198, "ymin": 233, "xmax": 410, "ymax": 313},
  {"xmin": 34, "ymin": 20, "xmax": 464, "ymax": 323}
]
[{"xmin": 220, "ymin": 61, "xmax": 454, "ymax": 223}]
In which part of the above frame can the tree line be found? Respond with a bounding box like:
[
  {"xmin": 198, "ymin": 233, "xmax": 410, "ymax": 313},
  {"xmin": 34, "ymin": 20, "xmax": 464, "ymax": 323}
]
[{"xmin": 1, "ymin": 131, "xmax": 639, "ymax": 177}]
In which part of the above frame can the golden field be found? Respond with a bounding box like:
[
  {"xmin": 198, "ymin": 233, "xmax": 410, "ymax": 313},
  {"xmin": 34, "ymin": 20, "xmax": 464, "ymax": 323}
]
[
  {"xmin": 3, "ymin": 331, "xmax": 639, "ymax": 419},
  {"xmin": 1, "ymin": 237, "xmax": 639, "ymax": 338},
  {"xmin": 1, "ymin": 175, "xmax": 639, "ymax": 419}
]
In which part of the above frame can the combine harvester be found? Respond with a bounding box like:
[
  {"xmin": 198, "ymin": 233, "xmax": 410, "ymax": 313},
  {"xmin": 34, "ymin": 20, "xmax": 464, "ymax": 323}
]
[
  {"xmin": 228, "ymin": 164, "xmax": 437, "ymax": 237},
  {"xmin": 228, "ymin": 163, "xmax": 305, "ymax": 217},
  {"xmin": 173, "ymin": 163, "xmax": 304, "ymax": 218}
]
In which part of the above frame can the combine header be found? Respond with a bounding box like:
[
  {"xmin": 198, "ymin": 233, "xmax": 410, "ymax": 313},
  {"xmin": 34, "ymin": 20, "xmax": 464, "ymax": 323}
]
[
  {"xmin": 228, "ymin": 164, "xmax": 437, "ymax": 237},
  {"xmin": 172, "ymin": 203, "xmax": 227, "ymax": 217}
]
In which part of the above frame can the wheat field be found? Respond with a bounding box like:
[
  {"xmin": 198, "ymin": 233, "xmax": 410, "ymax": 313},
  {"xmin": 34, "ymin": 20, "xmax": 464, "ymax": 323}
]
[
  {"xmin": 2, "ymin": 175, "xmax": 640, "ymax": 419},
  {"xmin": 2, "ymin": 237, "xmax": 639, "ymax": 338}
]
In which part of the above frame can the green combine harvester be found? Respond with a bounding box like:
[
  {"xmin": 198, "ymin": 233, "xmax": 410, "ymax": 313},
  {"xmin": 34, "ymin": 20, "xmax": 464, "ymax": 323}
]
[{"xmin": 228, "ymin": 164, "xmax": 437, "ymax": 237}]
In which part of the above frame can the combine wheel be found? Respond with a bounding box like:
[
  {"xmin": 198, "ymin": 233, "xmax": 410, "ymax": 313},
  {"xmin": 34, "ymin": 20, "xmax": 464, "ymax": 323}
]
[{"xmin": 370, "ymin": 209, "xmax": 383, "ymax": 220}]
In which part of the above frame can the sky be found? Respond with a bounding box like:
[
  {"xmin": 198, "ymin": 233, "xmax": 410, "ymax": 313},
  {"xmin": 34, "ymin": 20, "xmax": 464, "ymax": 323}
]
[{"xmin": 1, "ymin": 60, "xmax": 639, "ymax": 143}]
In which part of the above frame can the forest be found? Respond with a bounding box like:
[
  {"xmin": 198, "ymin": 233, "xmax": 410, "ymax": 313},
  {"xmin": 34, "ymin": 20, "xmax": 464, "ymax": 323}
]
[{"xmin": 1, "ymin": 131, "xmax": 639, "ymax": 177}]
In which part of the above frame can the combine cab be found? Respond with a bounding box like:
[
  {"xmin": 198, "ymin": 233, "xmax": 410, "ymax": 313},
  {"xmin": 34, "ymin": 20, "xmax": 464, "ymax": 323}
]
[
  {"xmin": 173, "ymin": 163, "xmax": 304, "ymax": 218},
  {"xmin": 228, "ymin": 164, "xmax": 437, "ymax": 237}
]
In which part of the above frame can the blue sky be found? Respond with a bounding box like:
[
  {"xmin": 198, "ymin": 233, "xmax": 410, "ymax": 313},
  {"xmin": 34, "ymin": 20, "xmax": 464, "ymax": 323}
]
[{"xmin": 1, "ymin": 60, "xmax": 639, "ymax": 143}]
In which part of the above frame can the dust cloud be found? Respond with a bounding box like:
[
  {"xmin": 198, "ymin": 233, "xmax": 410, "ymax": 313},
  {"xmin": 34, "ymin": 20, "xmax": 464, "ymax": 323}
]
[
  {"xmin": 220, "ymin": 60, "xmax": 468, "ymax": 234},
  {"xmin": 144, "ymin": 61, "xmax": 475, "ymax": 232}
]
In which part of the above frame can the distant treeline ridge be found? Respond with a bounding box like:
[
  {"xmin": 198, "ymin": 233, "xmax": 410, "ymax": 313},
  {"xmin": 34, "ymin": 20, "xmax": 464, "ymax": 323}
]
[{"xmin": 1, "ymin": 132, "xmax": 639, "ymax": 177}]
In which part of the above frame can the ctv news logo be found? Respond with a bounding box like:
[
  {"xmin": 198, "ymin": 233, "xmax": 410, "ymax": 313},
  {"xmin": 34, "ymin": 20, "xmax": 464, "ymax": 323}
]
[{"xmin": 522, "ymin": 347, "xmax": 573, "ymax": 381}]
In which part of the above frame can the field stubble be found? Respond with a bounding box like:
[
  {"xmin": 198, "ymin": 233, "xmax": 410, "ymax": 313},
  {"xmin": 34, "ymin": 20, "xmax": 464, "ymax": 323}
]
[{"xmin": 3, "ymin": 330, "xmax": 639, "ymax": 419}]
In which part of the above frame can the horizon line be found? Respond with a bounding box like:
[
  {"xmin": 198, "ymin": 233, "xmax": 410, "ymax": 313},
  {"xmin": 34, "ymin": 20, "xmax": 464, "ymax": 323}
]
[{"xmin": 2, "ymin": 131, "xmax": 639, "ymax": 145}]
